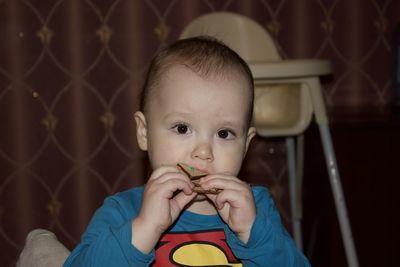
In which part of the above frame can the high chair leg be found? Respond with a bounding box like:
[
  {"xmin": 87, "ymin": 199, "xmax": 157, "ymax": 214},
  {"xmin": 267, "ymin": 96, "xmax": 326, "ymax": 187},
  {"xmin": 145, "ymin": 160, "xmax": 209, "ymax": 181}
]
[
  {"xmin": 310, "ymin": 77, "xmax": 359, "ymax": 267},
  {"xmin": 286, "ymin": 137, "xmax": 303, "ymax": 250}
]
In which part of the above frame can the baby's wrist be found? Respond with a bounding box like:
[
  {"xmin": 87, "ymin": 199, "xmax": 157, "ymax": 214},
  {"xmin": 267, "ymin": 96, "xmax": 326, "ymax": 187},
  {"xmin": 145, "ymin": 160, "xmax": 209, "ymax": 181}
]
[
  {"xmin": 131, "ymin": 217, "xmax": 162, "ymax": 254},
  {"xmin": 235, "ymin": 218, "xmax": 255, "ymax": 244},
  {"xmin": 236, "ymin": 230, "xmax": 251, "ymax": 244}
]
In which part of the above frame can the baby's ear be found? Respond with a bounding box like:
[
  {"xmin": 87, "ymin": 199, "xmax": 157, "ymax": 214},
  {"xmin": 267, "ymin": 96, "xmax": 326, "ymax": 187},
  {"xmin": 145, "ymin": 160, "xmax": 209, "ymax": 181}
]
[
  {"xmin": 245, "ymin": 126, "xmax": 256, "ymax": 153},
  {"xmin": 134, "ymin": 111, "xmax": 148, "ymax": 151}
]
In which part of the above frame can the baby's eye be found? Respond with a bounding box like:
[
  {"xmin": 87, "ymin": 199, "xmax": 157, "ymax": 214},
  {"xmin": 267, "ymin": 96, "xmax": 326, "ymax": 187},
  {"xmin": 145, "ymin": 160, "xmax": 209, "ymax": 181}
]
[
  {"xmin": 217, "ymin": 129, "xmax": 236, "ymax": 140},
  {"xmin": 173, "ymin": 123, "xmax": 191, "ymax": 135}
]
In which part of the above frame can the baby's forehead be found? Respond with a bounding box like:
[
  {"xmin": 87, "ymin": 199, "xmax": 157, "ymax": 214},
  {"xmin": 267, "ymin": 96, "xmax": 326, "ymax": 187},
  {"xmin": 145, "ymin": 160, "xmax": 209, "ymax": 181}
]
[
  {"xmin": 149, "ymin": 68, "xmax": 249, "ymax": 113},
  {"xmin": 158, "ymin": 65, "xmax": 251, "ymax": 105},
  {"xmin": 149, "ymin": 65, "xmax": 251, "ymax": 114},
  {"xmin": 157, "ymin": 64, "xmax": 250, "ymax": 92},
  {"xmin": 145, "ymin": 64, "xmax": 254, "ymax": 127}
]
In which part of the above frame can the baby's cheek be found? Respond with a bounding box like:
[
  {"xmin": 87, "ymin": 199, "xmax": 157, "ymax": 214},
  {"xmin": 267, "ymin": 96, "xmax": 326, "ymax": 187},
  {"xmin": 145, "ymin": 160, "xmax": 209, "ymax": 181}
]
[{"xmin": 217, "ymin": 156, "xmax": 243, "ymax": 176}]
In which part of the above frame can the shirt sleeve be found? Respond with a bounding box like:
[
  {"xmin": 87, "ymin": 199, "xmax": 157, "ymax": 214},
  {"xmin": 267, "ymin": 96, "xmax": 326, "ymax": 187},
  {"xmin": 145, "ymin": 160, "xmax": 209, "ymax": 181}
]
[
  {"xmin": 224, "ymin": 186, "xmax": 311, "ymax": 267},
  {"xmin": 63, "ymin": 189, "xmax": 155, "ymax": 267}
]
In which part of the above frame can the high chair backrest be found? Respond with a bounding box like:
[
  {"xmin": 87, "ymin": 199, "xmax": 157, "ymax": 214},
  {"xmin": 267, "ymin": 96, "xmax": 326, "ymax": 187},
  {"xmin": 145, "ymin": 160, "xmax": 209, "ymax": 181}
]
[
  {"xmin": 180, "ymin": 12, "xmax": 280, "ymax": 62},
  {"xmin": 179, "ymin": 12, "xmax": 313, "ymax": 137}
]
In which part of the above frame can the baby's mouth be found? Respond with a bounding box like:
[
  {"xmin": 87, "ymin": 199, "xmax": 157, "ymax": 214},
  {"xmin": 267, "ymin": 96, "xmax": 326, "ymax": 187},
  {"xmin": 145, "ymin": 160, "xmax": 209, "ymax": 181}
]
[
  {"xmin": 177, "ymin": 163, "xmax": 221, "ymax": 194},
  {"xmin": 177, "ymin": 163, "xmax": 208, "ymax": 179}
]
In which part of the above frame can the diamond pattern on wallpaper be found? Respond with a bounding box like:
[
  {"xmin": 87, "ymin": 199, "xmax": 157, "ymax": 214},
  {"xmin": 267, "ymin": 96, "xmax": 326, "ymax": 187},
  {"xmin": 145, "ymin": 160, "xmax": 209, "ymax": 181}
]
[{"xmin": 0, "ymin": 0, "xmax": 398, "ymax": 266}]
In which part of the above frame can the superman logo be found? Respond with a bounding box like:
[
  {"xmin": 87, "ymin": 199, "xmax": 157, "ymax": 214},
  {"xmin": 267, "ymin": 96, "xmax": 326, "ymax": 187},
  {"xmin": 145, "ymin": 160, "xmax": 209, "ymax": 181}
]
[{"xmin": 152, "ymin": 229, "xmax": 242, "ymax": 266}]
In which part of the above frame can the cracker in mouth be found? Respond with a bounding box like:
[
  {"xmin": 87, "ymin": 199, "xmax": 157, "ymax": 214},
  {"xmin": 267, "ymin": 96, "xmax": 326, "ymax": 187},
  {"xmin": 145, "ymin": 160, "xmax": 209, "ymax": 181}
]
[{"xmin": 177, "ymin": 163, "xmax": 221, "ymax": 194}]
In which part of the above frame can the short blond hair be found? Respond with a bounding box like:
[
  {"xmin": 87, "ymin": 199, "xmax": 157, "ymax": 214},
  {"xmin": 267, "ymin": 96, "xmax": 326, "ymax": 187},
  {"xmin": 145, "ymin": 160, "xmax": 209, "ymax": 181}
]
[{"xmin": 140, "ymin": 36, "xmax": 254, "ymax": 127}]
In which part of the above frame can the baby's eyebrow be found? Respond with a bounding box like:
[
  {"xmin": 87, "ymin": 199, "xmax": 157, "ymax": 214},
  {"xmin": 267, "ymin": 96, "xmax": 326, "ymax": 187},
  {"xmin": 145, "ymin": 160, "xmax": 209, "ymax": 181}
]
[
  {"xmin": 218, "ymin": 120, "xmax": 247, "ymax": 132},
  {"xmin": 162, "ymin": 111, "xmax": 192, "ymax": 121},
  {"xmin": 218, "ymin": 120, "xmax": 240, "ymax": 128}
]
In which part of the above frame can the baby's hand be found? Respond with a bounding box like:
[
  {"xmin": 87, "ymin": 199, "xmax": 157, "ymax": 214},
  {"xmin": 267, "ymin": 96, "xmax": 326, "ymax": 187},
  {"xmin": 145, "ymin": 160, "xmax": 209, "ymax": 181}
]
[
  {"xmin": 201, "ymin": 174, "xmax": 256, "ymax": 244},
  {"xmin": 132, "ymin": 166, "xmax": 196, "ymax": 253}
]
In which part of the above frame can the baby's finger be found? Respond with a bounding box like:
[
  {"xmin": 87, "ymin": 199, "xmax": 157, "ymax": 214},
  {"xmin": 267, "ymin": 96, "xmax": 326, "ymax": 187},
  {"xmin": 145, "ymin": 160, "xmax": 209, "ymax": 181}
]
[
  {"xmin": 200, "ymin": 175, "xmax": 248, "ymax": 192},
  {"xmin": 213, "ymin": 189, "xmax": 242, "ymax": 210},
  {"xmin": 160, "ymin": 177, "xmax": 195, "ymax": 196},
  {"xmin": 204, "ymin": 193, "xmax": 218, "ymax": 206},
  {"xmin": 154, "ymin": 171, "xmax": 191, "ymax": 184},
  {"xmin": 148, "ymin": 165, "xmax": 183, "ymax": 181}
]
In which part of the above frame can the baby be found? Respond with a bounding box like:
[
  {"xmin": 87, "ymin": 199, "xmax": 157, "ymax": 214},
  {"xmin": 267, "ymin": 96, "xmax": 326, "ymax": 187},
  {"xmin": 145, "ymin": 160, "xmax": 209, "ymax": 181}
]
[{"xmin": 64, "ymin": 36, "xmax": 310, "ymax": 266}]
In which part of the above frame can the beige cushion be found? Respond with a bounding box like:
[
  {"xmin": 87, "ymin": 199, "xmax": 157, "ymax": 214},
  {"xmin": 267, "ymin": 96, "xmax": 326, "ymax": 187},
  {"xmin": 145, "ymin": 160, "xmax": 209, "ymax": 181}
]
[{"xmin": 16, "ymin": 229, "xmax": 70, "ymax": 267}]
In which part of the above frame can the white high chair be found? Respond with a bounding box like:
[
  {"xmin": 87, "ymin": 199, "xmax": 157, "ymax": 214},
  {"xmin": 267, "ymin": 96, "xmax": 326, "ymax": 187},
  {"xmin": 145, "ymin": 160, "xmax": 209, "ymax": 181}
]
[{"xmin": 180, "ymin": 12, "xmax": 359, "ymax": 267}]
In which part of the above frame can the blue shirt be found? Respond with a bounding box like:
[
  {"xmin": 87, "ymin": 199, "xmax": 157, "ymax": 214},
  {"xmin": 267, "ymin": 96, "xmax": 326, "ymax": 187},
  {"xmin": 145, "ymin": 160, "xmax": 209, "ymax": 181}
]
[{"xmin": 64, "ymin": 186, "xmax": 310, "ymax": 266}]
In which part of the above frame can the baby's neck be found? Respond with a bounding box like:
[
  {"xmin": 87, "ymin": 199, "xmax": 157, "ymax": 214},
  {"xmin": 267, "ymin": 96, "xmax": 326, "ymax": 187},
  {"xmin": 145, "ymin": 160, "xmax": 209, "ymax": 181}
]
[{"xmin": 186, "ymin": 199, "xmax": 218, "ymax": 215}]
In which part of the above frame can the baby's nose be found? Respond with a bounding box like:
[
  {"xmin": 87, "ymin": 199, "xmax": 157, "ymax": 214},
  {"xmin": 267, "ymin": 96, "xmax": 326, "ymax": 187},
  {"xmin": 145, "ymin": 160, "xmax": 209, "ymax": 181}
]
[{"xmin": 191, "ymin": 142, "xmax": 214, "ymax": 161}]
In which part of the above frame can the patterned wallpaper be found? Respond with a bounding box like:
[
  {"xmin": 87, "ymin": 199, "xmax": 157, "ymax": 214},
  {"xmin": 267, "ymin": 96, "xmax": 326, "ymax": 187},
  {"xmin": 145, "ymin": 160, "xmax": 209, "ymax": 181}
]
[{"xmin": 1, "ymin": 0, "xmax": 399, "ymax": 266}]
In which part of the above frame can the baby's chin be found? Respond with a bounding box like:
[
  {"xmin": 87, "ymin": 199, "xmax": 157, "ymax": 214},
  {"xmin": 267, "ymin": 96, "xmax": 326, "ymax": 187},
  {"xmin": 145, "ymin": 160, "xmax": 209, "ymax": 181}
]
[
  {"xmin": 192, "ymin": 194, "xmax": 208, "ymax": 201},
  {"xmin": 189, "ymin": 194, "xmax": 215, "ymax": 207},
  {"xmin": 186, "ymin": 196, "xmax": 218, "ymax": 215}
]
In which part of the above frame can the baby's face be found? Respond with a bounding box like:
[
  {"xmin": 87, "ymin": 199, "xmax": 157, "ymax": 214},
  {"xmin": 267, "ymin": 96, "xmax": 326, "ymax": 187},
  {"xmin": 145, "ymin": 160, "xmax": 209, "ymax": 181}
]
[{"xmin": 138, "ymin": 65, "xmax": 255, "ymax": 176}]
